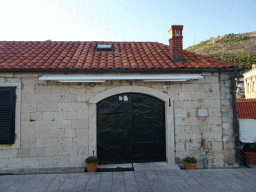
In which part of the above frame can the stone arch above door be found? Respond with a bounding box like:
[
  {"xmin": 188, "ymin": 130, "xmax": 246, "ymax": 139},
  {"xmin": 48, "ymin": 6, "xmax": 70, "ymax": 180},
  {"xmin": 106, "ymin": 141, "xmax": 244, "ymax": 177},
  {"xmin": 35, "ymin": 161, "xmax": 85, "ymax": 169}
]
[{"xmin": 87, "ymin": 86, "xmax": 175, "ymax": 164}]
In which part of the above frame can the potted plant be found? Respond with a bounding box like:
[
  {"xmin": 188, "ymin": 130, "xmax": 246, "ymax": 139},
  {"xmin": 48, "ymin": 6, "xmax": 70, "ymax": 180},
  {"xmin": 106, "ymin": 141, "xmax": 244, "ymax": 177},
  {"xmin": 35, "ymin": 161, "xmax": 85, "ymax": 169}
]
[
  {"xmin": 85, "ymin": 156, "xmax": 99, "ymax": 172},
  {"xmin": 183, "ymin": 156, "xmax": 198, "ymax": 170},
  {"xmin": 243, "ymin": 143, "xmax": 256, "ymax": 165}
]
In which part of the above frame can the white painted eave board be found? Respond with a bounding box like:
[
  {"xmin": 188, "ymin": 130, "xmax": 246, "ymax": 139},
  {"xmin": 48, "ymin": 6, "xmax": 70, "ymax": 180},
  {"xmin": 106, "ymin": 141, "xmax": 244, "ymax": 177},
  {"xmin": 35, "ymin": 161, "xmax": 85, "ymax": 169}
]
[{"xmin": 39, "ymin": 74, "xmax": 203, "ymax": 82}]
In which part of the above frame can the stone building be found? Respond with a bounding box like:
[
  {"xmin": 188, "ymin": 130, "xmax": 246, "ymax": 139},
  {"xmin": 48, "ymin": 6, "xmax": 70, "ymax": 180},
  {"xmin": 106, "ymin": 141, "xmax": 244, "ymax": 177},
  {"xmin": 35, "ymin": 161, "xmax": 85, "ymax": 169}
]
[
  {"xmin": 244, "ymin": 64, "xmax": 256, "ymax": 98},
  {"xmin": 0, "ymin": 25, "xmax": 242, "ymax": 171}
]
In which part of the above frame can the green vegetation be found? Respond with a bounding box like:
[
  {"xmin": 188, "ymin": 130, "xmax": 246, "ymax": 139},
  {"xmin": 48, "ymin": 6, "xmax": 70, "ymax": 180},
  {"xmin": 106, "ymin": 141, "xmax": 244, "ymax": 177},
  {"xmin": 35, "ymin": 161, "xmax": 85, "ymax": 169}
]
[
  {"xmin": 216, "ymin": 34, "xmax": 246, "ymax": 43},
  {"xmin": 212, "ymin": 54, "xmax": 256, "ymax": 76},
  {"xmin": 183, "ymin": 156, "xmax": 197, "ymax": 163},
  {"xmin": 186, "ymin": 41, "xmax": 206, "ymax": 52}
]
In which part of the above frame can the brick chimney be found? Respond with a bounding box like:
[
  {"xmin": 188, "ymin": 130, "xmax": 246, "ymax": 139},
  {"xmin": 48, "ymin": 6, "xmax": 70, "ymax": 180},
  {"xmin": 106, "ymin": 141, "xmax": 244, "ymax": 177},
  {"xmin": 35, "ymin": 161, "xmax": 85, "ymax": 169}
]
[{"xmin": 168, "ymin": 25, "xmax": 186, "ymax": 63}]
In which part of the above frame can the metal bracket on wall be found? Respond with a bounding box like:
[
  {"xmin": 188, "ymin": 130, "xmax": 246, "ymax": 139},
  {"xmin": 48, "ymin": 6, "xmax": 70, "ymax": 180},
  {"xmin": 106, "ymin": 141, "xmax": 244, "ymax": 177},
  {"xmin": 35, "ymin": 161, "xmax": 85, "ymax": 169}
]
[{"xmin": 169, "ymin": 98, "xmax": 171, "ymax": 106}]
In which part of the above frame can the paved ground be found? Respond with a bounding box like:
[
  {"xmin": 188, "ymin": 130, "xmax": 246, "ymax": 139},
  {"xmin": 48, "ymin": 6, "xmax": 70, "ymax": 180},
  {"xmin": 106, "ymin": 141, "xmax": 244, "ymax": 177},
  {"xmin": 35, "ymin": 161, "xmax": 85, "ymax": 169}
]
[{"xmin": 0, "ymin": 165, "xmax": 256, "ymax": 192}]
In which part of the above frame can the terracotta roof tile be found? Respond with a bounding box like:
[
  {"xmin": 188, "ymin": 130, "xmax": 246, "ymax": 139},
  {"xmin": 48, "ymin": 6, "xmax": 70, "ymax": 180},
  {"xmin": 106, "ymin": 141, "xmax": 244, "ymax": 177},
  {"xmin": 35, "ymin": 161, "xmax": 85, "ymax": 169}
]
[
  {"xmin": 0, "ymin": 41, "xmax": 239, "ymax": 71},
  {"xmin": 236, "ymin": 99, "xmax": 256, "ymax": 119}
]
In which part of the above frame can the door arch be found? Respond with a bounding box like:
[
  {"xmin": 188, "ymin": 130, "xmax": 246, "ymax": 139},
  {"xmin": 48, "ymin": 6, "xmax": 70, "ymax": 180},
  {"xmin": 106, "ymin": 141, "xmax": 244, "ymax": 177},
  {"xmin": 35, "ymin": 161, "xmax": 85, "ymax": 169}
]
[
  {"xmin": 88, "ymin": 86, "xmax": 175, "ymax": 164},
  {"xmin": 97, "ymin": 92, "xmax": 165, "ymax": 164}
]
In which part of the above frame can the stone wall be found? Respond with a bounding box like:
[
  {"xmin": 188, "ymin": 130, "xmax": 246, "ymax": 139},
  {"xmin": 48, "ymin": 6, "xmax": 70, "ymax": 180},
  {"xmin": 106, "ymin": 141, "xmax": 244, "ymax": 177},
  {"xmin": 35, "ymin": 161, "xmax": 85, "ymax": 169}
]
[{"xmin": 0, "ymin": 72, "xmax": 236, "ymax": 170}]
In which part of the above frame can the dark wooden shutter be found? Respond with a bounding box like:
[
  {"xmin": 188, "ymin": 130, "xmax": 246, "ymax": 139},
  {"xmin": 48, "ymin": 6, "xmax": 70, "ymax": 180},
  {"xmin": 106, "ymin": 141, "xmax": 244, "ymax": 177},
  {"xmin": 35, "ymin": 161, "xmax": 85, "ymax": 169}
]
[{"xmin": 0, "ymin": 87, "xmax": 16, "ymax": 144}]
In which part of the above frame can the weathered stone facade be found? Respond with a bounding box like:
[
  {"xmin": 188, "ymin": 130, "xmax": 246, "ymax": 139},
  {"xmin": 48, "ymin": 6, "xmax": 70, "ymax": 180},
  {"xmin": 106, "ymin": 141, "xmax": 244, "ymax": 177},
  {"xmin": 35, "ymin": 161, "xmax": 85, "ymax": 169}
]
[{"xmin": 0, "ymin": 71, "xmax": 237, "ymax": 170}]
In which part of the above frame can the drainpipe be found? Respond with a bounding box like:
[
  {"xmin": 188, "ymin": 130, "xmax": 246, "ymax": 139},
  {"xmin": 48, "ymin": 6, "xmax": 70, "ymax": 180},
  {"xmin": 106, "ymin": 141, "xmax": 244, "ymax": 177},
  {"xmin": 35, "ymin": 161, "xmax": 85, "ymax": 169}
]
[{"xmin": 231, "ymin": 70, "xmax": 241, "ymax": 163}]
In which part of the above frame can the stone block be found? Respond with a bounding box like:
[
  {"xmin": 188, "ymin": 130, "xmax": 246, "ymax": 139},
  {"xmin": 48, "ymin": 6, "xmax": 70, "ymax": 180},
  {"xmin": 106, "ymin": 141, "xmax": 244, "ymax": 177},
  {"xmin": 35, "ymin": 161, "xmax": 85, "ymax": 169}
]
[
  {"xmin": 35, "ymin": 121, "xmax": 47, "ymax": 129},
  {"xmin": 204, "ymin": 92, "xmax": 220, "ymax": 100},
  {"xmin": 220, "ymin": 87, "xmax": 230, "ymax": 94},
  {"xmin": 22, "ymin": 85, "xmax": 34, "ymax": 94},
  {"xmin": 221, "ymin": 99, "xmax": 231, "ymax": 106},
  {"xmin": 71, "ymin": 120, "xmax": 88, "ymax": 129},
  {"xmin": 76, "ymin": 111, "xmax": 88, "ymax": 120},
  {"xmin": 175, "ymin": 117, "xmax": 186, "ymax": 126},
  {"xmin": 50, "ymin": 85, "xmax": 69, "ymax": 94},
  {"xmin": 21, "ymin": 103, "xmax": 36, "ymax": 113},
  {"xmin": 69, "ymin": 86, "xmax": 86, "ymax": 94},
  {"xmin": 174, "ymin": 109, "xmax": 187, "ymax": 117},
  {"xmin": 70, "ymin": 155, "xmax": 86, "ymax": 167},
  {"xmin": 77, "ymin": 146, "xmax": 87, "ymax": 155},
  {"xmin": 0, "ymin": 149, "xmax": 17, "ymax": 158},
  {"xmin": 21, "ymin": 78, "xmax": 37, "ymax": 85},
  {"xmin": 58, "ymin": 103, "xmax": 74, "ymax": 112},
  {"xmin": 72, "ymin": 137, "xmax": 88, "ymax": 147},
  {"xmin": 53, "ymin": 156, "xmax": 70, "ymax": 167},
  {"xmin": 0, "ymin": 158, "xmax": 8, "ymax": 168},
  {"xmin": 30, "ymin": 148, "xmax": 45, "ymax": 157},
  {"xmin": 212, "ymin": 158, "xmax": 224, "ymax": 167},
  {"xmin": 36, "ymin": 138, "xmax": 58, "ymax": 147},
  {"xmin": 212, "ymin": 141, "xmax": 223, "ymax": 151},
  {"xmin": 181, "ymin": 84, "xmax": 201, "ymax": 92},
  {"xmin": 21, "ymin": 112, "xmax": 30, "ymax": 121},
  {"xmin": 29, "ymin": 129, "xmax": 49, "ymax": 138},
  {"xmin": 0, "ymin": 73, "xmax": 13, "ymax": 77},
  {"xmin": 39, "ymin": 157, "xmax": 53, "ymax": 167},
  {"xmin": 66, "ymin": 112, "xmax": 77, "ymax": 120},
  {"xmin": 45, "ymin": 147, "xmax": 63, "ymax": 156},
  {"xmin": 47, "ymin": 121, "xmax": 61, "ymax": 130},
  {"xmin": 75, "ymin": 128, "xmax": 88, "ymax": 137},
  {"xmin": 209, "ymin": 100, "xmax": 221, "ymax": 108},
  {"xmin": 57, "ymin": 137, "xmax": 72, "ymax": 147},
  {"xmin": 36, "ymin": 103, "xmax": 58, "ymax": 112},
  {"xmin": 23, "ymin": 157, "xmax": 40, "ymax": 167},
  {"xmin": 34, "ymin": 85, "xmax": 52, "ymax": 94},
  {"xmin": 65, "ymin": 128, "xmax": 76, "ymax": 137},
  {"xmin": 6, "ymin": 78, "xmax": 21, "ymax": 83},
  {"xmin": 21, "ymin": 138, "xmax": 36, "ymax": 148},
  {"xmin": 178, "ymin": 92, "xmax": 197, "ymax": 101},
  {"xmin": 22, "ymin": 94, "xmax": 42, "ymax": 104},
  {"xmin": 63, "ymin": 146, "xmax": 78, "ymax": 156},
  {"xmin": 198, "ymin": 109, "xmax": 208, "ymax": 117},
  {"xmin": 21, "ymin": 121, "xmax": 35, "ymax": 130},
  {"xmin": 77, "ymin": 94, "xmax": 88, "ymax": 103},
  {"xmin": 203, "ymin": 76, "xmax": 218, "ymax": 84},
  {"xmin": 30, "ymin": 112, "xmax": 43, "ymax": 121},
  {"xmin": 224, "ymin": 142, "xmax": 235, "ymax": 150},
  {"xmin": 41, "ymin": 94, "xmax": 65, "ymax": 103},
  {"xmin": 8, "ymin": 158, "xmax": 23, "ymax": 168},
  {"xmin": 49, "ymin": 128, "xmax": 65, "ymax": 138},
  {"xmin": 65, "ymin": 94, "xmax": 77, "ymax": 103},
  {"xmin": 212, "ymin": 124, "xmax": 222, "ymax": 135},
  {"xmin": 208, "ymin": 107, "xmax": 221, "ymax": 117},
  {"xmin": 17, "ymin": 148, "xmax": 30, "ymax": 158},
  {"xmin": 73, "ymin": 103, "xmax": 88, "ymax": 111}
]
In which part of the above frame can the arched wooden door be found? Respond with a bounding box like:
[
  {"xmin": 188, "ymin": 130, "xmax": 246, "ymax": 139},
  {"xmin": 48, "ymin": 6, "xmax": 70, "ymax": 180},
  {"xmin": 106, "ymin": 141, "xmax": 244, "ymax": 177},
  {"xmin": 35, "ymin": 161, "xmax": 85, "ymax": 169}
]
[{"xmin": 97, "ymin": 93, "xmax": 165, "ymax": 165}]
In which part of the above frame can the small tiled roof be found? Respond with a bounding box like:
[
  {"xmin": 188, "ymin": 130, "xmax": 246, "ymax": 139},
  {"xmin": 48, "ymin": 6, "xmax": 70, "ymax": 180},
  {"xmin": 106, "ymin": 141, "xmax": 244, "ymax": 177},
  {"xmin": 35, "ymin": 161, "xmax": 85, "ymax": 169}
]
[
  {"xmin": 0, "ymin": 41, "xmax": 239, "ymax": 71},
  {"xmin": 236, "ymin": 99, "xmax": 256, "ymax": 119}
]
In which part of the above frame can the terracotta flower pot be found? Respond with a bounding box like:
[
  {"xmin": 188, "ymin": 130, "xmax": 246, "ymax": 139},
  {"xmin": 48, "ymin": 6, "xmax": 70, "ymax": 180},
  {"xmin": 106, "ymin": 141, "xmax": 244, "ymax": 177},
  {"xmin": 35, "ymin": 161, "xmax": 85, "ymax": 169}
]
[
  {"xmin": 244, "ymin": 152, "xmax": 256, "ymax": 165},
  {"xmin": 184, "ymin": 162, "xmax": 197, "ymax": 170},
  {"xmin": 86, "ymin": 161, "xmax": 98, "ymax": 172}
]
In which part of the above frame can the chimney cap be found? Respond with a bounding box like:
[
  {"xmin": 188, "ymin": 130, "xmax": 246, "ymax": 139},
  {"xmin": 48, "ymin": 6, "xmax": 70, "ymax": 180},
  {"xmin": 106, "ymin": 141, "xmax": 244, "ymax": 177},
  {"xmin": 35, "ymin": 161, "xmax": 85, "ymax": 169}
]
[{"xmin": 168, "ymin": 25, "xmax": 183, "ymax": 31}]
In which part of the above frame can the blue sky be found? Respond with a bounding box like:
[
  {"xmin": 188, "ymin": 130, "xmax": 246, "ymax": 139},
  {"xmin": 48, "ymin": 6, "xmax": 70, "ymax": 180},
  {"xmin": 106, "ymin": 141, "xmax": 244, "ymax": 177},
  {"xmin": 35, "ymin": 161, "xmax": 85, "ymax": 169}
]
[{"xmin": 1, "ymin": 0, "xmax": 255, "ymax": 49}]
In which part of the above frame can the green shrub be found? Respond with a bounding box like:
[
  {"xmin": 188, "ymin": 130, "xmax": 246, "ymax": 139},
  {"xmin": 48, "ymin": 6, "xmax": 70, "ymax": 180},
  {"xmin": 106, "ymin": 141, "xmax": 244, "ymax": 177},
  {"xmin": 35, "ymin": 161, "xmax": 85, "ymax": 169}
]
[
  {"xmin": 183, "ymin": 156, "xmax": 197, "ymax": 163},
  {"xmin": 241, "ymin": 94, "xmax": 245, "ymax": 98},
  {"xmin": 85, "ymin": 156, "xmax": 99, "ymax": 164}
]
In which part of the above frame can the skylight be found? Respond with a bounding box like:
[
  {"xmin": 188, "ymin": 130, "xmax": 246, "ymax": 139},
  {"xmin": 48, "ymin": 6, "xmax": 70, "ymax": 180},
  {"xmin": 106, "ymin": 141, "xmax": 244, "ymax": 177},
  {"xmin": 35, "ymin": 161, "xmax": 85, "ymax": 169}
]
[{"xmin": 95, "ymin": 44, "xmax": 114, "ymax": 52}]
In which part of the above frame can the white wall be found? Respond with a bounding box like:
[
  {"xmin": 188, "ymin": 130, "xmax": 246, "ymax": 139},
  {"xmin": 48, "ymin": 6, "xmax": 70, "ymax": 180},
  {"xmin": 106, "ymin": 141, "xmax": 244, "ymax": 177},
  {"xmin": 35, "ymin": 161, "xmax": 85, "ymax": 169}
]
[{"xmin": 239, "ymin": 119, "xmax": 256, "ymax": 143}]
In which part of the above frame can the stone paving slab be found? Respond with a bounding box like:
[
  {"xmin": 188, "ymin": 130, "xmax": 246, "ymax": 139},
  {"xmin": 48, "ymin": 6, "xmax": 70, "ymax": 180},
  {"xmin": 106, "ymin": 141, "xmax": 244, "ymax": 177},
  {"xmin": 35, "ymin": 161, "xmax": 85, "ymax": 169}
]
[{"xmin": 0, "ymin": 165, "xmax": 256, "ymax": 192}]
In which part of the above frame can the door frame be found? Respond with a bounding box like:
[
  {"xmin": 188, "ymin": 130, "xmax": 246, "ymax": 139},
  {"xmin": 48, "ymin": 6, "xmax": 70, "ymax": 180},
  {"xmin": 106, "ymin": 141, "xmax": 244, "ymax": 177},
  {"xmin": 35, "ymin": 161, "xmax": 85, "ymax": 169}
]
[{"xmin": 88, "ymin": 86, "xmax": 175, "ymax": 164}]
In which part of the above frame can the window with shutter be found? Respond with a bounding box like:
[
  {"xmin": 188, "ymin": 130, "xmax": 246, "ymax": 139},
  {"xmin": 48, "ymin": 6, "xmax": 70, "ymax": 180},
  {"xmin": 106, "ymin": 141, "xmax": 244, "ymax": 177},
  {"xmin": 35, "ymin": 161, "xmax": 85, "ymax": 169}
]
[{"xmin": 0, "ymin": 87, "xmax": 16, "ymax": 144}]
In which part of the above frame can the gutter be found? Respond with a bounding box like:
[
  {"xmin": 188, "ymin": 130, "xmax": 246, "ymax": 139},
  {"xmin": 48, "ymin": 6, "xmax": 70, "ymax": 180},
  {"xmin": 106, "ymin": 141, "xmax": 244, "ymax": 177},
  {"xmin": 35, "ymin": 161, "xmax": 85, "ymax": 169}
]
[
  {"xmin": 0, "ymin": 67, "xmax": 244, "ymax": 74},
  {"xmin": 231, "ymin": 70, "xmax": 241, "ymax": 164}
]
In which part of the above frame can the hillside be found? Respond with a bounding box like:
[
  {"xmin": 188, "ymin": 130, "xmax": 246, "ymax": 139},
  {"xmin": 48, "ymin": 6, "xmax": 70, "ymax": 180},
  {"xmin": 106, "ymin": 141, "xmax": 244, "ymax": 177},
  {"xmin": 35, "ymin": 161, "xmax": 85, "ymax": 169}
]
[{"xmin": 185, "ymin": 32, "xmax": 256, "ymax": 76}]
